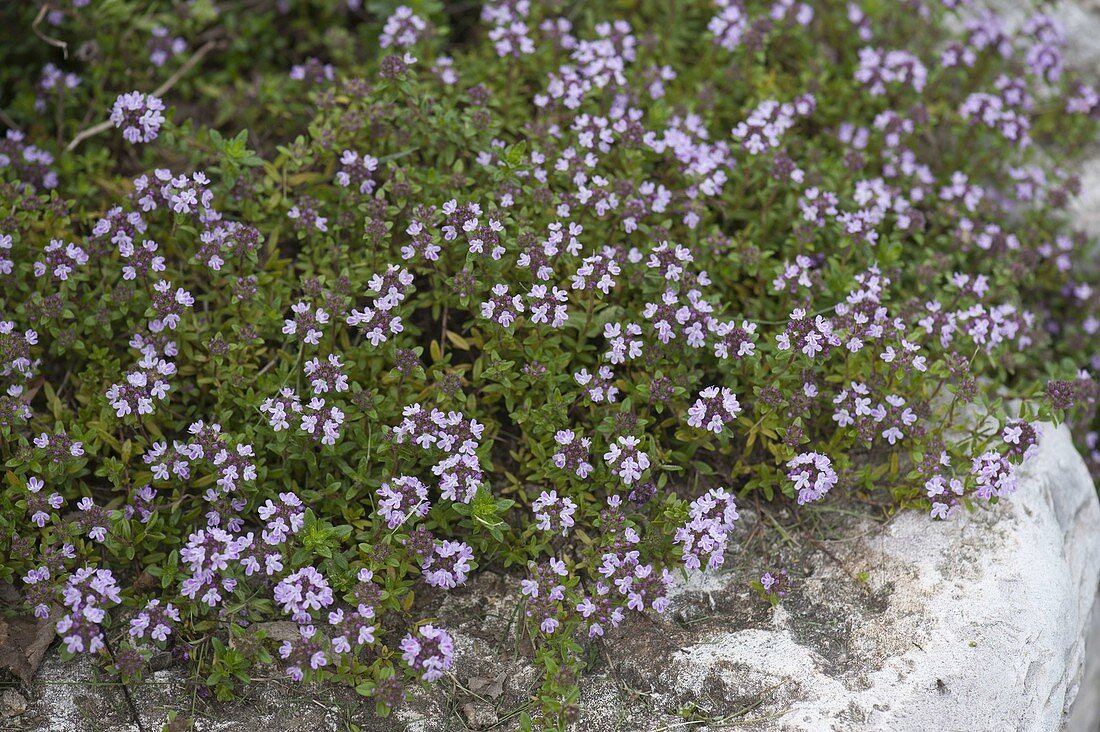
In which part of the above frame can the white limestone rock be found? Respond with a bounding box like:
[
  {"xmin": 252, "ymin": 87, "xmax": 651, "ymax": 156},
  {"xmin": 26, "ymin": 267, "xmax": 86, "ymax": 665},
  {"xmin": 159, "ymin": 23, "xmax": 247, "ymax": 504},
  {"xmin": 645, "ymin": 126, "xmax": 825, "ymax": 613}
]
[{"xmin": 604, "ymin": 424, "xmax": 1100, "ymax": 731}]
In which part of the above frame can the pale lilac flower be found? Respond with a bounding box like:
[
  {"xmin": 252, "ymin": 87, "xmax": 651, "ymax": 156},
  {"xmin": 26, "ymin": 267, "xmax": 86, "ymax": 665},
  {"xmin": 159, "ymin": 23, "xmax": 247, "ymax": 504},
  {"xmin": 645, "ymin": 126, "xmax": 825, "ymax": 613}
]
[
  {"xmin": 290, "ymin": 58, "xmax": 334, "ymax": 83},
  {"xmin": 528, "ymin": 285, "xmax": 569, "ymax": 328},
  {"xmin": 522, "ymin": 558, "xmax": 569, "ymax": 634},
  {"xmin": 854, "ymin": 47, "xmax": 927, "ymax": 96},
  {"xmin": 604, "ymin": 322, "xmax": 642, "ymax": 364},
  {"xmin": 128, "ymin": 599, "xmax": 180, "ymax": 642},
  {"xmin": 674, "ymin": 487, "xmax": 739, "ymax": 571},
  {"xmin": 576, "ymin": 582, "xmax": 624, "ymax": 637},
  {"xmin": 489, "ymin": 21, "xmax": 535, "ymax": 57},
  {"xmin": 400, "ymin": 624, "xmax": 454, "ymax": 681},
  {"xmin": 604, "ymin": 436, "xmax": 650, "ymax": 486},
  {"xmin": 299, "ymin": 397, "xmax": 345, "ymax": 445},
  {"xmin": 119, "ymin": 239, "xmax": 166, "ymax": 281},
  {"xmin": 710, "ymin": 319, "xmax": 757, "ymax": 360},
  {"xmin": 732, "ymin": 98, "xmax": 811, "ymax": 154},
  {"xmin": 433, "ymin": 453, "xmax": 483, "ymax": 503},
  {"xmin": 34, "ymin": 239, "xmax": 88, "ymax": 281},
  {"xmin": 26, "ymin": 476, "xmax": 63, "ymax": 528},
  {"xmin": 686, "ymin": 386, "xmax": 742, "ymax": 434},
  {"xmin": 274, "ymin": 567, "xmax": 335, "ymax": 623},
  {"xmin": 377, "ymin": 476, "xmax": 430, "ymax": 528},
  {"xmin": 532, "ymin": 490, "xmax": 577, "ymax": 534},
  {"xmin": 56, "ymin": 567, "xmax": 121, "ymax": 654},
  {"xmin": 106, "ymin": 352, "xmax": 175, "ymax": 418},
  {"xmin": 258, "ymin": 492, "xmax": 305, "ymax": 545},
  {"xmin": 599, "ymin": 550, "xmax": 671, "ymax": 613},
  {"xmin": 574, "ymin": 365, "xmax": 619, "ymax": 403},
  {"xmin": 1002, "ymin": 420, "xmax": 1039, "ymax": 462},
  {"xmin": 380, "ymin": 6, "xmax": 429, "ymax": 48},
  {"xmin": 552, "ymin": 429, "xmax": 593, "ymax": 478},
  {"xmin": 422, "ymin": 540, "xmax": 474, "ymax": 589},
  {"xmin": 304, "ymin": 355, "xmax": 349, "ymax": 394},
  {"xmin": 149, "ymin": 280, "xmax": 194, "ymax": 332},
  {"xmin": 572, "ymin": 246, "xmax": 622, "ymax": 294},
  {"xmin": 971, "ymin": 451, "xmax": 1017, "ymax": 500},
  {"xmin": 283, "ymin": 302, "xmax": 329, "ymax": 346},
  {"xmin": 786, "ymin": 452, "xmax": 838, "ymax": 504},
  {"xmin": 110, "ymin": 92, "xmax": 167, "ymax": 144},
  {"xmin": 335, "ymin": 150, "xmax": 379, "ymax": 195},
  {"xmin": 148, "ymin": 26, "xmax": 187, "ymax": 67},
  {"xmin": 480, "ymin": 284, "xmax": 524, "ymax": 327}
]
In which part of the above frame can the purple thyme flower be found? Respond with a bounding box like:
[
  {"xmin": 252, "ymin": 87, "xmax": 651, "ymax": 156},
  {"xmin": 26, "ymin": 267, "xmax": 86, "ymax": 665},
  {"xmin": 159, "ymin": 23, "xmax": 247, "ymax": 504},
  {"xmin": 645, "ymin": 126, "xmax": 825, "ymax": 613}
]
[
  {"xmin": 552, "ymin": 429, "xmax": 594, "ymax": 478},
  {"xmin": 377, "ymin": 476, "xmax": 430, "ymax": 528},
  {"xmin": 335, "ymin": 150, "xmax": 379, "ymax": 195},
  {"xmin": 147, "ymin": 26, "xmax": 187, "ymax": 67},
  {"xmin": 106, "ymin": 351, "xmax": 175, "ymax": 418},
  {"xmin": 604, "ymin": 435, "xmax": 650, "ymax": 486},
  {"xmin": 278, "ymin": 624, "xmax": 329, "ymax": 681},
  {"xmin": 380, "ymin": 6, "xmax": 430, "ymax": 48},
  {"xmin": 528, "ymin": 285, "xmax": 569, "ymax": 328},
  {"xmin": 26, "ymin": 476, "xmax": 63, "ymax": 528},
  {"xmin": 687, "ymin": 386, "xmax": 742, "ymax": 434},
  {"xmin": 433, "ymin": 453, "xmax": 483, "ymax": 503},
  {"xmin": 604, "ymin": 322, "xmax": 643, "ymax": 364},
  {"xmin": 574, "ymin": 365, "xmax": 619, "ymax": 403},
  {"xmin": 599, "ymin": 550, "xmax": 672, "ymax": 613},
  {"xmin": 521, "ymin": 558, "xmax": 569, "ymax": 634},
  {"xmin": 129, "ymin": 599, "xmax": 180, "ymax": 642},
  {"xmin": 786, "ymin": 452, "xmax": 838, "ymax": 505},
  {"xmin": 304, "ymin": 355, "xmax": 349, "ymax": 395},
  {"xmin": 576, "ymin": 581, "xmax": 625, "ymax": 637},
  {"xmin": 110, "ymin": 92, "xmax": 167, "ymax": 144},
  {"xmin": 1002, "ymin": 420, "xmax": 1039, "ymax": 461},
  {"xmin": 971, "ymin": 450, "xmax": 1017, "ymax": 500},
  {"xmin": 480, "ymin": 284, "xmax": 524, "ymax": 327},
  {"xmin": 258, "ymin": 492, "xmax": 305, "ymax": 545},
  {"xmin": 283, "ymin": 302, "xmax": 329, "ymax": 346},
  {"xmin": 422, "ymin": 540, "xmax": 475, "ymax": 589},
  {"xmin": 674, "ymin": 487, "xmax": 740, "ymax": 571},
  {"xmin": 532, "ymin": 490, "xmax": 577, "ymax": 534},
  {"xmin": 400, "ymin": 624, "xmax": 454, "ymax": 681},
  {"xmin": 57, "ymin": 567, "xmax": 121, "ymax": 654},
  {"xmin": 274, "ymin": 567, "xmax": 335, "ymax": 623},
  {"xmin": 34, "ymin": 239, "xmax": 88, "ymax": 281}
]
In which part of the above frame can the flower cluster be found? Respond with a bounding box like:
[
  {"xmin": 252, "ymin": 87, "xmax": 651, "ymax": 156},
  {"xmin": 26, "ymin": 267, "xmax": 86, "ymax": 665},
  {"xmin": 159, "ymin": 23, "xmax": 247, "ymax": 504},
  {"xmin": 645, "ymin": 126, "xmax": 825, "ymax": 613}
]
[
  {"xmin": 110, "ymin": 92, "xmax": 167, "ymax": 144},
  {"xmin": 400, "ymin": 624, "xmax": 454, "ymax": 682},
  {"xmin": 532, "ymin": 490, "xmax": 578, "ymax": 534},
  {"xmin": 687, "ymin": 386, "xmax": 742, "ymax": 434},
  {"xmin": 274, "ymin": 567, "xmax": 335, "ymax": 623},
  {"xmin": 604, "ymin": 436, "xmax": 650, "ymax": 486},
  {"xmin": 57, "ymin": 568, "xmax": 121, "ymax": 655},
  {"xmin": 129, "ymin": 599, "xmax": 181, "ymax": 642},
  {"xmin": 674, "ymin": 487, "xmax": 740, "ymax": 571},
  {"xmin": 421, "ymin": 539, "xmax": 474, "ymax": 589},
  {"xmin": 786, "ymin": 452, "xmax": 839, "ymax": 505},
  {"xmin": 377, "ymin": 476, "xmax": 430, "ymax": 528}
]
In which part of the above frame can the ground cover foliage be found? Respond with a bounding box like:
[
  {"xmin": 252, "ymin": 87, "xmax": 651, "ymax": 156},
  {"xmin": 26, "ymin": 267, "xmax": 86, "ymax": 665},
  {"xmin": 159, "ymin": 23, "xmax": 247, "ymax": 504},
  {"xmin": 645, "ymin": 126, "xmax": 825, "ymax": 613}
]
[{"xmin": 0, "ymin": 0, "xmax": 1098, "ymax": 728}]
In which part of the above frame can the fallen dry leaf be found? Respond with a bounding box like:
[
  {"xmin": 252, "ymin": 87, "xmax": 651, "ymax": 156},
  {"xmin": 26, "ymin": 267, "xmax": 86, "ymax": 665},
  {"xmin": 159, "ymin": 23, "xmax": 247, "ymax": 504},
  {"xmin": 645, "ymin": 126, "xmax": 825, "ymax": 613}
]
[
  {"xmin": 251, "ymin": 620, "xmax": 301, "ymax": 644},
  {"xmin": 467, "ymin": 669, "xmax": 508, "ymax": 700},
  {"xmin": 0, "ymin": 612, "xmax": 56, "ymax": 684}
]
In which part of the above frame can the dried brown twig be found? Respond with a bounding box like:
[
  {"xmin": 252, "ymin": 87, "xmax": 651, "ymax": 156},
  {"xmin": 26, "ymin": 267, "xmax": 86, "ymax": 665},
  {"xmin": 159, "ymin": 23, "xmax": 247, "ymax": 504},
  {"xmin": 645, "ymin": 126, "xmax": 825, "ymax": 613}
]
[{"xmin": 65, "ymin": 39, "xmax": 220, "ymax": 153}]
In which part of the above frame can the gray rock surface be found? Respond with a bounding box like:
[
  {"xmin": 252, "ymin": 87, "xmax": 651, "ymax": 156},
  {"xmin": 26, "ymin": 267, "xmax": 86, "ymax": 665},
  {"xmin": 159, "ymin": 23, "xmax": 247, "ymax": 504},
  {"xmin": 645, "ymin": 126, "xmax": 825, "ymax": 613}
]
[
  {"xmin": 624, "ymin": 423, "xmax": 1100, "ymax": 732},
  {"xmin": 1066, "ymin": 595, "xmax": 1100, "ymax": 732}
]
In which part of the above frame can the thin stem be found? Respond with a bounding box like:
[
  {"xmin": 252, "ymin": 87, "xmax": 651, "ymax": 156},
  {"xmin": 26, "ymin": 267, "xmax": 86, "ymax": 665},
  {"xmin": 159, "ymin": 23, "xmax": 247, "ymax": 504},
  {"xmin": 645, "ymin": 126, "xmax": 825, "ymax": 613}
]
[
  {"xmin": 66, "ymin": 40, "xmax": 221, "ymax": 152},
  {"xmin": 32, "ymin": 5, "xmax": 68, "ymax": 58}
]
